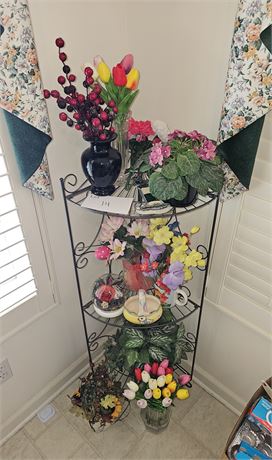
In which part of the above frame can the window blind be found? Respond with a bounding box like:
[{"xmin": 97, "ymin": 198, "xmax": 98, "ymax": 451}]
[
  {"xmin": 0, "ymin": 148, "xmax": 37, "ymax": 315},
  {"xmin": 223, "ymin": 136, "xmax": 272, "ymax": 312}
]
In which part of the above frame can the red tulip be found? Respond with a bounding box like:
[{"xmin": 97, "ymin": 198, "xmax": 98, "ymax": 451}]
[
  {"xmin": 112, "ymin": 64, "xmax": 127, "ymax": 87},
  {"xmin": 165, "ymin": 367, "xmax": 174, "ymax": 375},
  {"xmin": 119, "ymin": 53, "xmax": 134, "ymax": 74},
  {"xmin": 151, "ymin": 362, "xmax": 159, "ymax": 376},
  {"xmin": 134, "ymin": 367, "xmax": 142, "ymax": 382}
]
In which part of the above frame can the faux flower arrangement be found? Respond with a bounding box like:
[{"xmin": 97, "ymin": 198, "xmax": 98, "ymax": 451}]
[
  {"xmin": 95, "ymin": 216, "xmax": 205, "ymax": 299},
  {"xmin": 44, "ymin": 37, "xmax": 118, "ymax": 142},
  {"xmin": 123, "ymin": 359, "xmax": 191, "ymax": 411},
  {"xmin": 127, "ymin": 118, "xmax": 224, "ymax": 201},
  {"xmin": 94, "ymin": 54, "xmax": 140, "ymax": 121},
  {"xmin": 69, "ymin": 361, "xmax": 123, "ymax": 430},
  {"xmin": 44, "ymin": 38, "xmax": 139, "ymax": 143}
]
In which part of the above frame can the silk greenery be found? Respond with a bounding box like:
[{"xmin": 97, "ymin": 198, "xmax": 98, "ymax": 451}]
[{"xmin": 104, "ymin": 313, "xmax": 193, "ymax": 373}]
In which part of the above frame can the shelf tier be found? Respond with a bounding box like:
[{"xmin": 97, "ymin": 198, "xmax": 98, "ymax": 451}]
[
  {"xmin": 62, "ymin": 175, "xmax": 218, "ymax": 219},
  {"xmin": 83, "ymin": 297, "xmax": 200, "ymax": 330}
]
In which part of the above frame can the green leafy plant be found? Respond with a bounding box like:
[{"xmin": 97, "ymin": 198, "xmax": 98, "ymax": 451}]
[
  {"xmin": 104, "ymin": 314, "xmax": 193, "ymax": 373},
  {"xmin": 127, "ymin": 124, "xmax": 224, "ymax": 201},
  {"xmin": 149, "ymin": 136, "xmax": 224, "ymax": 202}
]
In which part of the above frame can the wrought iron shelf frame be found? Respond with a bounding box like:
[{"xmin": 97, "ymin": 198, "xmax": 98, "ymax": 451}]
[{"xmin": 60, "ymin": 173, "xmax": 220, "ymax": 386}]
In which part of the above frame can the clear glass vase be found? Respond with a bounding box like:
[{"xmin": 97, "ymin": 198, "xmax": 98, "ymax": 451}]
[
  {"xmin": 113, "ymin": 111, "xmax": 131, "ymax": 182},
  {"xmin": 140, "ymin": 406, "xmax": 172, "ymax": 433}
]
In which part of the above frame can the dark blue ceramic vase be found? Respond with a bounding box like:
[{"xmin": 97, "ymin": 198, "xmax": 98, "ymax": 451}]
[{"xmin": 81, "ymin": 135, "xmax": 121, "ymax": 196}]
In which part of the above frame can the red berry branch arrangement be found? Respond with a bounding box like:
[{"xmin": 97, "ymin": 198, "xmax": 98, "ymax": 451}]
[{"xmin": 44, "ymin": 38, "xmax": 118, "ymax": 142}]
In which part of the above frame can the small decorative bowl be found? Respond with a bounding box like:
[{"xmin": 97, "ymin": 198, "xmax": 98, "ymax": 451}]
[
  {"xmin": 123, "ymin": 294, "xmax": 162, "ymax": 325},
  {"xmin": 93, "ymin": 274, "xmax": 125, "ymax": 318}
]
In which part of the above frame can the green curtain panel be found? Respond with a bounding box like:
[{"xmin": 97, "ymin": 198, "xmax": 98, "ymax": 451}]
[
  {"xmin": 0, "ymin": 0, "xmax": 53, "ymax": 199},
  {"xmin": 218, "ymin": 0, "xmax": 272, "ymax": 200}
]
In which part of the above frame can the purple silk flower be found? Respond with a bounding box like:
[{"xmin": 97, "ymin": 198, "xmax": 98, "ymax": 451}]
[
  {"xmin": 143, "ymin": 238, "xmax": 166, "ymax": 262},
  {"xmin": 163, "ymin": 261, "xmax": 184, "ymax": 290}
]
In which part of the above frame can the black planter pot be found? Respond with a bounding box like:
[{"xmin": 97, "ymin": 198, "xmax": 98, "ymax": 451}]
[
  {"xmin": 81, "ymin": 135, "xmax": 121, "ymax": 196},
  {"xmin": 167, "ymin": 186, "xmax": 197, "ymax": 207}
]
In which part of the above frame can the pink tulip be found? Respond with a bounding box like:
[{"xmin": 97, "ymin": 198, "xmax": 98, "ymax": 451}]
[
  {"xmin": 144, "ymin": 363, "xmax": 152, "ymax": 373},
  {"xmin": 160, "ymin": 359, "xmax": 169, "ymax": 369},
  {"xmin": 120, "ymin": 53, "xmax": 134, "ymax": 74},
  {"xmin": 178, "ymin": 374, "xmax": 191, "ymax": 386},
  {"xmin": 157, "ymin": 366, "xmax": 166, "ymax": 376}
]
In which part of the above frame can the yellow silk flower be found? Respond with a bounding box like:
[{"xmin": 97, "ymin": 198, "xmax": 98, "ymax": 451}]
[
  {"xmin": 190, "ymin": 226, "xmax": 200, "ymax": 234},
  {"xmin": 197, "ymin": 259, "xmax": 206, "ymax": 268},
  {"xmin": 185, "ymin": 249, "xmax": 203, "ymax": 267},
  {"xmin": 153, "ymin": 226, "xmax": 174, "ymax": 245},
  {"xmin": 150, "ymin": 218, "xmax": 168, "ymax": 230},
  {"xmin": 97, "ymin": 61, "xmax": 111, "ymax": 83},
  {"xmin": 171, "ymin": 235, "xmax": 188, "ymax": 251},
  {"xmin": 126, "ymin": 68, "xmax": 140, "ymax": 89},
  {"xmin": 170, "ymin": 246, "xmax": 187, "ymax": 264}
]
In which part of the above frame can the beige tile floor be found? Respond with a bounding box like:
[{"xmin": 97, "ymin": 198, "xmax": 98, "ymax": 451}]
[{"xmin": 0, "ymin": 380, "xmax": 237, "ymax": 460}]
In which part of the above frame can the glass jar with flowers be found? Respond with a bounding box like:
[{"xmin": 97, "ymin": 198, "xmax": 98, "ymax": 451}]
[
  {"xmin": 123, "ymin": 360, "xmax": 191, "ymax": 432},
  {"xmin": 94, "ymin": 54, "xmax": 140, "ymax": 177},
  {"xmin": 44, "ymin": 38, "xmax": 126, "ymax": 196}
]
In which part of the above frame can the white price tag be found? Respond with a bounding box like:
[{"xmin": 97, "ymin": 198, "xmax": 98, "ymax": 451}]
[{"xmin": 81, "ymin": 193, "xmax": 133, "ymax": 215}]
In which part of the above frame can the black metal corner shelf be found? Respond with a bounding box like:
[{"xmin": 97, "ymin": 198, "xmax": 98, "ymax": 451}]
[{"xmin": 60, "ymin": 172, "xmax": 220, "ymax": 386}]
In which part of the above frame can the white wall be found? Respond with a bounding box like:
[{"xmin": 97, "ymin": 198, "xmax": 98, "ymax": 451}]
[{"xmin": 4, "ymin": 0, "xmax": 267, "ymax": 443}]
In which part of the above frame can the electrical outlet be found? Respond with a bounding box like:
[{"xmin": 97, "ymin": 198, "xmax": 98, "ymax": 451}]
[{"xmin": 0, "ymin": 359, "xmax": 13, "ymax": 383}]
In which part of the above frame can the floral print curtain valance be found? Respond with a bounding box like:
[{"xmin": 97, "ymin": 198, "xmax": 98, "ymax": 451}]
[
  {"xmin": 0, "ymin": 0, "xmax": 53, "ymax": 199},
  {"xmin": 218, "ymin": 0, "xmax": 272, "ymax": 200}
]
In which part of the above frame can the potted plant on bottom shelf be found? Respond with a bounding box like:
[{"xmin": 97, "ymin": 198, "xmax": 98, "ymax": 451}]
[
  {"xmin": 123, "ymin": 360, "xmax": 191, "ymax": 432},
  {"xmin": 68, "ymin": 361, "xmax": 123, "ymax": 431}
]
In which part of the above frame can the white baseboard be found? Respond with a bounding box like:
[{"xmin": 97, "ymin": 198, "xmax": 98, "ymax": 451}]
[
  {"xmin": 193, "ymin": 363, "xmax": 245, "ymax": 416},
  {"xmin": 0, "ymin": 352, "xmax": 90, "ymax": 446}
]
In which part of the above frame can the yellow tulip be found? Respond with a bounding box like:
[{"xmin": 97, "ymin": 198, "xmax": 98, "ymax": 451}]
[
  {"xmin": 97, "ymin": 61, "xmax": 111, "ymax": 83},
  {"xmin": 167, "ymin": 381, "xmax": 177, "ymax": 394},
  {"xmin": 176, "ymin": 389, "xmax": 190, "ymax": 400},
  {"xmin": 162, "ymin": 387, "xmax": 171, "ymax": 398},
  {"xmin": 153, "ymin": 388, "xmax": 161, "ymax": 399},
  {"xmin": 165, "ymin": 374, "xmax": 173, "ymax": 384},
  {"xmin": 126, "ymin": 68, "xmax": 140, "ymax": 89}
]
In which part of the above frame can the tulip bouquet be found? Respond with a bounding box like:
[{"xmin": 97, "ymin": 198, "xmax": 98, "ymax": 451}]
[
  {"xmin": 94, "ymin": 54, "xmax": 140, "ymax": 120},
  {"xmin": 123, "ymin": 360, "xmax": 191, "ymax": 412},
  {"xmin": 95, "ymin": 216, "xmax": 205, "ymax": 299}
]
